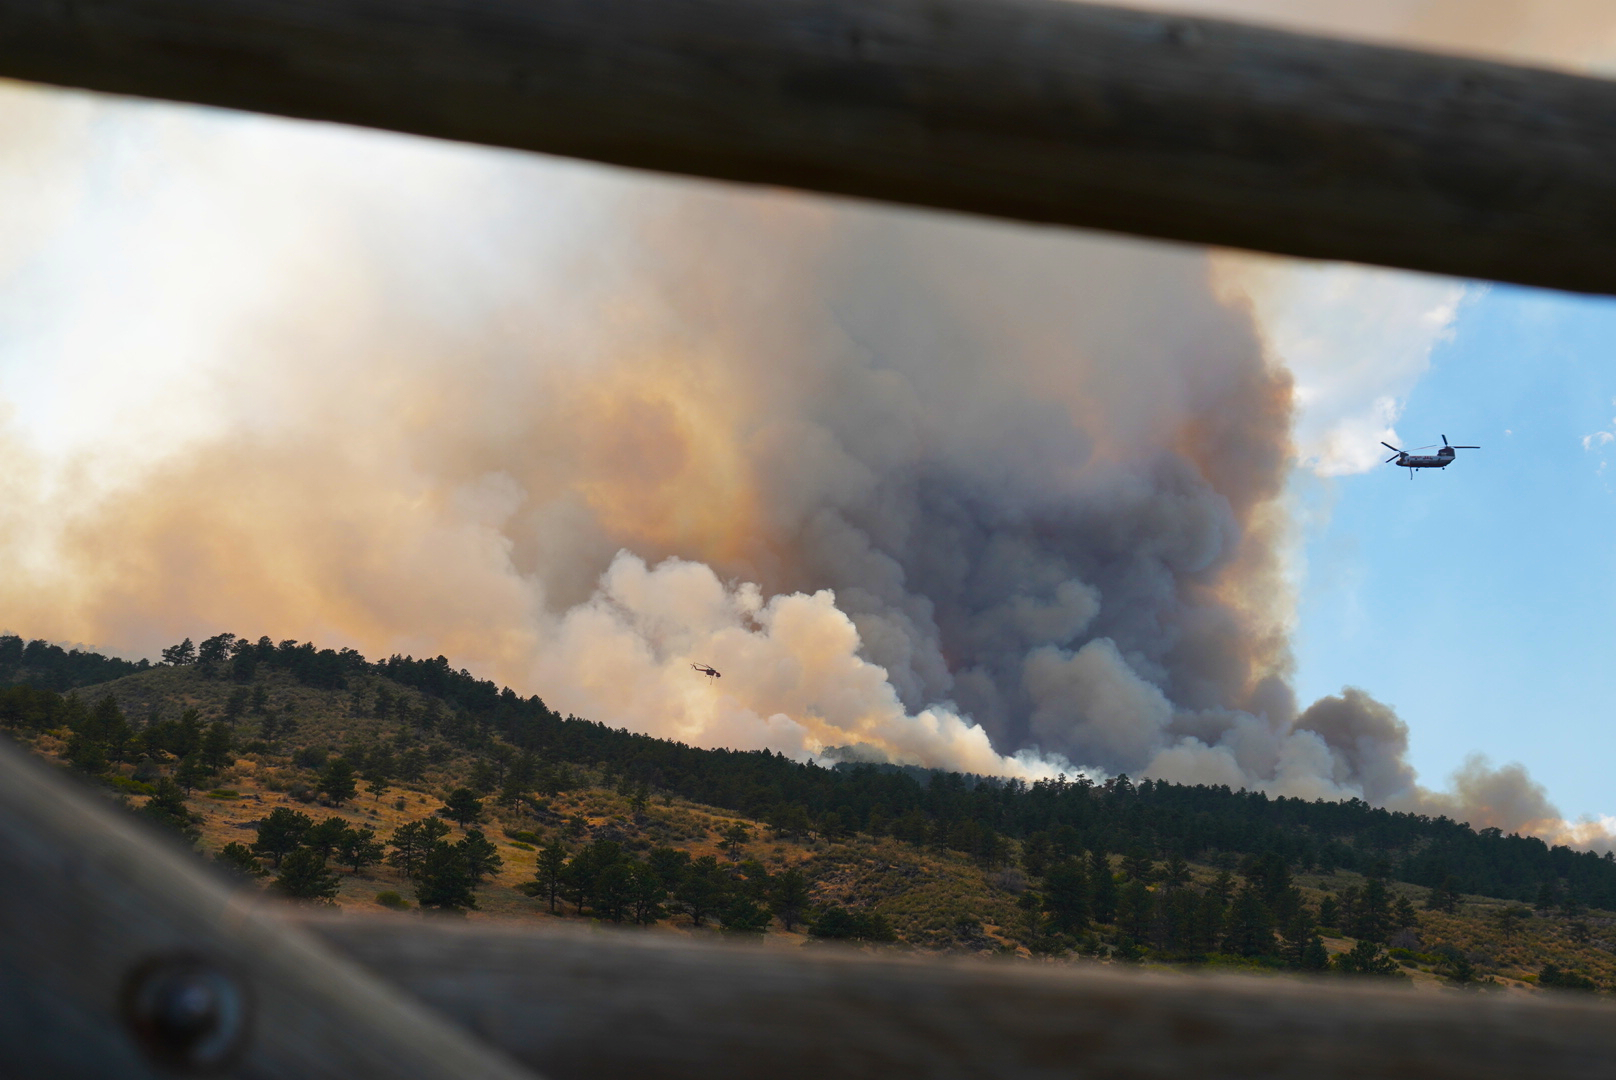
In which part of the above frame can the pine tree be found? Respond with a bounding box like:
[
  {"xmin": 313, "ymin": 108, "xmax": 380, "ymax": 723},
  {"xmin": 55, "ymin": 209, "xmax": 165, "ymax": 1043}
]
[
  {"xmin": 319, "ymin": 758, "xmax": 358, "ymax": 805},
  {"xmin": 438, "ymin": 787, "xmax": 485, "ymax": 826},
  {"xmin": 200, "ymin": 721, "xmax": 235, "ymax": 771},
  {"xmin": 675, "ymin": 855, "xmax": 729, "ymax": 927},
  {"xmin": 593, "ymin": 862, "xmax": 635, "ymax": 922},
  {"xmin": 1118, "ymin": 879, "xmax": 1155, "ymax": 941},
  {"xmin": 1224, "ymin": 884, "xmax": 1275, "ymax": 958},
  {"xmin": 161, "ymin": 639, "xmax": 196, "ymax": 666},
  {"xmin": 275, "ymin": 847, "xmax": 341, "ymax": 903},
  {"xmin": 1282, "ymin": 911, "xmax": 1319, "ymax": 968},
  {"xmin": 142, "ymin": 778, "xmax": 200, "ymax": 840},
  {"xmin": 1318, "ymin": 894, "xmax": 1342, "ymax": 929},
  {"xmin": 459, "ymin": 829, "xmax": 504, "ymax": 886},
  {"xmin": 174, "ymin": 752, "xmax": 210, "ymax": 793},
  {"xmin": 1161, "ymin": 854, "xmax": 1191, "ymax": 891},
  {"xmin": 1122, "ymin": 848, "xmax": 1155, "ymax": 884},
  {"xmin": 416, "ymin": 841, "xmax": 477, "ymax": 913},
  {"xmin": 65, "ymin": 732, "xmax": 110, "ymax": 775},
  {"xmin": 337, "ymin": 826, "xmax": 385, "ymax": 872},
  {"xmin": 215, "ymin": 841, "xmax": 265, "ymax": 877},
  {"xmin": 387, "ymin": 817, "xmax": 452, "ymax": 879},
  {"xmin": 1299, "ymin": 933, "xmax": 1330, "ymax": 971},
  {"xmin": 1088, "ymin": 850, "xmax": 1118, "ymax": 924},
  {"xmin": 303, "ymin": 816, "xmax": 350, "ymax": 857},
  {"xmin": 1043, "ymin": 858, "xmax": 1090, "ymax": 932},
  {"xmin": 1194, "ymin": 889, "xmax": 1227, "ymax": 955},
  {"xmin": 1019, "ymin": 832, "xmax": 1053, "ymax": 878},
  {"xmin": 1493, "ymin": 905, "xmax": 1530, "ymax": 941},
  {"xmin": 628, "ymin": 862, "xmax": 668, "ymax": 925},
  {"xmin": 1393, "ymin": 893, "xmax": 1419, "ymax": 929},
  {"xmin": 523, "ymin": 839, "xmax": 569, "ymax": 913},
  {"xmin": 648, "ymin": 846, "xmax": 692, "ymax": 890},
  {"xmin": 719, "ymin": 823, "xmax": 751, "ymax": 861},
  {"xmin": 769, "ymin": 867, "xmax": 811, "ymax": 932},
  {"xmin": 559, "ymin": 839, "xmax": 625, "ymax": 915},
  {"xmin": 719, "ymin": 896, "xmax": 772, "ymax": 934},
  {"xmin": 252, "ymin": 806, "xmax": 314, "ymax": 868},
  {"xmin": 1352, "ymin": 876, "xmax": 1393, "ymax": 944}
]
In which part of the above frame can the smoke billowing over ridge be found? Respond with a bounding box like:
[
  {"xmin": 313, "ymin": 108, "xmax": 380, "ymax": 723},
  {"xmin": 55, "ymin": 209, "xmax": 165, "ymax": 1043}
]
[{"xmin": 0, "ymin": 70, "xmax": 1609, "ymax": 846}]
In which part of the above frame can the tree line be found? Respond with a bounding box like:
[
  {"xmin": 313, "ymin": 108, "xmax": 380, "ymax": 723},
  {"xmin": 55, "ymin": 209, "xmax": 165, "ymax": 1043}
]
[{"xmin": 7, "ymin": 631, "xmax": 1616, "ymax": 909}]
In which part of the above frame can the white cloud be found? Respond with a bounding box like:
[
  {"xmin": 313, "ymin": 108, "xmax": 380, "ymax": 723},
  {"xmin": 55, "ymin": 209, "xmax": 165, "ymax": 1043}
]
[{"xmin": 1214, "ymin": 254, "xmax": 1470, "ymax": 476}]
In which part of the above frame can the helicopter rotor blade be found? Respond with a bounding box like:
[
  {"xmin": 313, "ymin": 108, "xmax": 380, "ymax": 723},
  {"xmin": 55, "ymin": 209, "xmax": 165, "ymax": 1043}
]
[
  {"xmin": 1380, "ymin": 441, "xmax": 1404, "ymax": 454},
  {"xmin": 1452, "ymin": 445, "xmax": 1480, "ymax": 449},
  {"xmin": 1385, "ymin": 454, "xmax": 1400, "ymax": 463},
  {"xmin": 1442, "ymin": 434, "xmax": 1449, "ymax": 446}
]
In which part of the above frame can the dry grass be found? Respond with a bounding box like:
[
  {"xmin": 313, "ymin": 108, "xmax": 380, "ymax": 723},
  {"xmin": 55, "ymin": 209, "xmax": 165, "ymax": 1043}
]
[{"xmin": 31, "ymin": 668, "xmax": 1616, "ymax": 992}]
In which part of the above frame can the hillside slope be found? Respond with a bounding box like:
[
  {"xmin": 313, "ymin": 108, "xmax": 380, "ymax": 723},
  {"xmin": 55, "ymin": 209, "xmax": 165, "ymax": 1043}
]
[{"xmin": 2, "ymin": 632, "xmax": 1613, "ymax": 995}]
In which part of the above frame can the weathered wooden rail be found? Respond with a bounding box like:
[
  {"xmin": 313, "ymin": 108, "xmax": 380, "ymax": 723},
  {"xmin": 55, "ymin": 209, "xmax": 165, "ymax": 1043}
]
[
  {"xmin": 305, "ymin": 913, "xmax": 1616, "ymax": 1080},
  {"xmin": 4, "ymin": 0, "xmax": 1616, "ymax": 294},
  {"xmin": 4, "ymin": 734, "xmax": 1616, "ymax": 1079}
]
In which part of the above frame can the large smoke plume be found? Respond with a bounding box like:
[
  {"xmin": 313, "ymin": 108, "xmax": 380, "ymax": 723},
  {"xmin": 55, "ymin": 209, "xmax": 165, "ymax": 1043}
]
[{"xmin": 3, "ymin": 0, "xmax": 1615, "ymax": 845}]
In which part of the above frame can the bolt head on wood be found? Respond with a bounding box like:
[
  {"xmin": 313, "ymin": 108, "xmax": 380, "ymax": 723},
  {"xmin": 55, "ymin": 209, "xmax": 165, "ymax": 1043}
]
[{"xmin": 123, "ymin": 956, "xmax": 251, "ymax": 1072}]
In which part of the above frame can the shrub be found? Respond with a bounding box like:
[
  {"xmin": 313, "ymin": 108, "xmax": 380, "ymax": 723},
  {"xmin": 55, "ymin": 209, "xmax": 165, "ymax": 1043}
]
[
  {"xmin": 1539, "ymin": 964, "xmax": 1598, "ymax": 992},
  {"xmin": 293, "ymin": 746, "xmax": 329, "ymax": 770},
  {"xmin": 376, "ymin": 890, "xmax": 410, "ymax": 910},
  {"xmin": 1333, "ymin": 939, "xmax": 1404, "ymax": 978},
  {"xmin": 811, "ymin": 904, "xmax": 896, "ymax": 942}
]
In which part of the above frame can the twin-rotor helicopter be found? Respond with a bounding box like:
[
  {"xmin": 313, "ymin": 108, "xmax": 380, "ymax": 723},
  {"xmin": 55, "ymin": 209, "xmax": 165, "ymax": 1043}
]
[{"xmin": 1380, "ymin": 435, "xmax": 1480, "ymax": 477}]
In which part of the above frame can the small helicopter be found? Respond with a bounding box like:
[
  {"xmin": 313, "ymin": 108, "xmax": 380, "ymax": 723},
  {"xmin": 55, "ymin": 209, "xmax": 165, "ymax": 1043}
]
[
  {"xmin": 691, "ymin": 663, "xmax": 722, "ymax": 680},
  {"xmin": 1381, "ymin": 435, "xmax": 1480, "ymax": 477}
]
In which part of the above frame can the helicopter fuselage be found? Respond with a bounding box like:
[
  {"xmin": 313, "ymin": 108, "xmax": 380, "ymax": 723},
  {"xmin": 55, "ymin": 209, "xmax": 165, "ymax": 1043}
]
[
  {"xmin": 1383, "ymin": 439, "xmax": 1475, "ymax": 474},
  {"xmin": 1393, "ymin": 452, "xmax": 1454, "ymax": 468}
]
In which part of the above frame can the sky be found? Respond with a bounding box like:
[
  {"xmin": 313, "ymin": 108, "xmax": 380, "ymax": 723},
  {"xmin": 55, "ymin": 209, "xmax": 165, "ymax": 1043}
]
[
  {"xmin": 4, "ymin": 1, "xmax": 1616, "ymax": 837},
  {"xmin": 1291, "ymin": 283, "xmax": 1616, "ymax": 822}
]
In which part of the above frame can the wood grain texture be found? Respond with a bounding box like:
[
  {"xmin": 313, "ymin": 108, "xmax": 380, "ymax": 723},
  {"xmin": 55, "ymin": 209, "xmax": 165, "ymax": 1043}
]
[
  {"xmin": 3, "ymin": 0, "xmax": 1616, "ymax": 292},
  {"xmin": 0, "ymin": 737, "xmax": 537, "ymax": 1080},
  {"xmin": 303, "ymin": 913, "xmax": 1616, "ymax": 1080}
]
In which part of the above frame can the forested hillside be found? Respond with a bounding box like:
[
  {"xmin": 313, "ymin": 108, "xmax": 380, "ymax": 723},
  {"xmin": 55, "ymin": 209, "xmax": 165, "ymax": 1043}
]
[{"xmin": 2, "ymin": 632, "xmax": 1613, "ymax": 992}]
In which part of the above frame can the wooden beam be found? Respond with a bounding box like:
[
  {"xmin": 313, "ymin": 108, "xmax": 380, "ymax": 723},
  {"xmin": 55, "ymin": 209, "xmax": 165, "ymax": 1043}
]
[
  {"xmin": 0, "ymin": 738, "xmax": 536, "ymax": 1080},
  {"xmin": 305, "ymin": 913, "xmax": 1616, "ymax": 1080},
  {"xmin": 3, "ymin": 0, "xmax": 1616, "ymax": 293}
]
